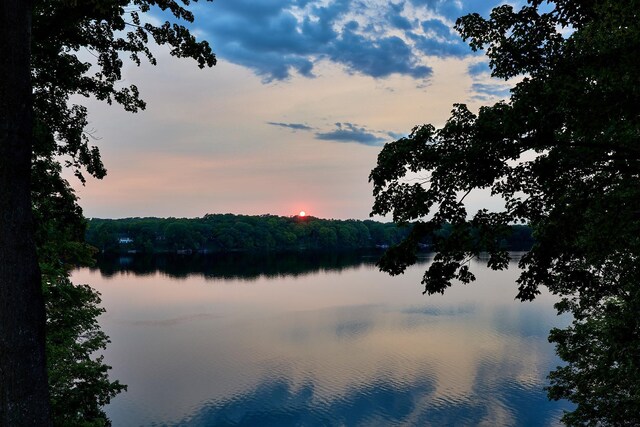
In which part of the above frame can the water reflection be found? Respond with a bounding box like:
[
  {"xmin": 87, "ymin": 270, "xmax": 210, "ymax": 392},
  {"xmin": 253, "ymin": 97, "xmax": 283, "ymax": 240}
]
[
  {"xmin": 92, "ymin": 251, "xmax": 383, "ymax": 280},
  {"xmin": 73, "ymin": 253, "xmax": 570, "ymax": 426},
  {"xmin": 171, "ymin": 306, "xmax": 564, "ymax": 427}
]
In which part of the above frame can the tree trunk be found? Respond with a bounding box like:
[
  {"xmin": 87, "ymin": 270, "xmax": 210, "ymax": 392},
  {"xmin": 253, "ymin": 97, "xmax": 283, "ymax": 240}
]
[{"xmin": 0, "ymin": 0, "xmax": 52, "ymax": 424}]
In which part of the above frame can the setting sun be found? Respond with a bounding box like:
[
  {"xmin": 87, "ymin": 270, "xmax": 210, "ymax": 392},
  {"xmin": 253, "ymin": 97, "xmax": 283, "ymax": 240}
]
[{"xmin": 299, "ymin": 211, "xmax": 306, "ymax": 217}]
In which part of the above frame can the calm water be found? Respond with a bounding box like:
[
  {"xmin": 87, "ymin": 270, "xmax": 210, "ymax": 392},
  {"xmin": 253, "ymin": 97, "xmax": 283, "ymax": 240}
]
[{"xmin": 72, "ymin": 252, "xmax": 571, "ymax": 426}]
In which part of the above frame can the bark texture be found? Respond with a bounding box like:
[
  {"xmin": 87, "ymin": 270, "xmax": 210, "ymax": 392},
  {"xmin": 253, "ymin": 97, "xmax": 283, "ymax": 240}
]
[{"xmin": 0, "ymin": 0, "xmax": 52, "ymax": 424}]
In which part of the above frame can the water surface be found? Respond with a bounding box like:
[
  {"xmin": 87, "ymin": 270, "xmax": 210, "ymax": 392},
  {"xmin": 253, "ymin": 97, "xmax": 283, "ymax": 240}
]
[{"xmin": 73, "ymin": 252, "xmax": 571, "ymax": 426}]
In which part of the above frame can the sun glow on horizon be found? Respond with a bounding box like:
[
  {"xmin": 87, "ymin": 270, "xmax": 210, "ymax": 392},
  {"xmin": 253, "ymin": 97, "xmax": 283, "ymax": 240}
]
[{"xmin": 299, "ymin": 210, "xmax": 306, "ymax": 217}]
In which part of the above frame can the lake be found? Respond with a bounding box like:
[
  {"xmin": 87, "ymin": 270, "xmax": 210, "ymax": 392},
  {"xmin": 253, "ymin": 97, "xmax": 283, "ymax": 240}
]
[{"xmin": 72, "ymin": 252, "xmax": 572, "ymax": 426}]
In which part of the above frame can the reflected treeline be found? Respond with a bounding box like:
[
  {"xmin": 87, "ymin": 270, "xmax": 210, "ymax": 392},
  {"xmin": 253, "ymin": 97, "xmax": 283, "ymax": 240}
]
[
  {"xmin": 91, "ymin": 250, "xmax": 414, "ymax": 281},
  {"xmin": 90, "ymin": 251, "xmax": 524, "ymax": 281}
]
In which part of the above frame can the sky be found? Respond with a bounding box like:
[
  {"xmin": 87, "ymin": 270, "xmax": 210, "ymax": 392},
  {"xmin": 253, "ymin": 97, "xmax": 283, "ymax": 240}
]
[{"xmin": 70, "ymin": 0, "xmax": 522, "ymax": 220}]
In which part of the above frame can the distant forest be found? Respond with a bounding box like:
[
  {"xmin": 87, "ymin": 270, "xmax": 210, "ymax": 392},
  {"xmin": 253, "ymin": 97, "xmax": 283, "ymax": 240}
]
[{"xmin": 86, "ymin": 214, "xmax": 534, "ymax": 254}]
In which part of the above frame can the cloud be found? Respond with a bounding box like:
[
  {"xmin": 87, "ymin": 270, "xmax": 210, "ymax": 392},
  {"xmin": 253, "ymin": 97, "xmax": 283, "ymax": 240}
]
[
  {"xmin": 408, "ymin": 35, "xmax": 468, "ymax": 58},
  {"xmin": 387, "ymin": 131, "xmax": 407, "ymax": 140},
  {"xmin": 327, "ymin": 28, "xmax": 432, "ymax": 79},
  {"xmin": 189, "ymin": 0, "xmax": 523, "ymax": 82},
  {"xmin": 267, "ymin": 122, "xmax": 315, "ymax": 131},
  {"xmin": 468, "ymin": 61, "xmax": 491, "ymax": 77},
  {"xmin": 268, "ymin": 119, "xmax": 400, "ymax": 146},
  {"xmin": 315, "ymin": 122, "xmax": 387, "ymax": 146},
  {"xmin": 471, "ymin": 83, "xmax": 511, "ymax": 100},
  {"xmin": 386, "ymin": 2, "xmax": 414, "ymax": 30},
  {"xmin": 467, "ymin": 60, "xmax": 513, "ymax": 101},
  {"xmin": 406, "ymin": 0, "xmax": 512, "ymax": 23}
]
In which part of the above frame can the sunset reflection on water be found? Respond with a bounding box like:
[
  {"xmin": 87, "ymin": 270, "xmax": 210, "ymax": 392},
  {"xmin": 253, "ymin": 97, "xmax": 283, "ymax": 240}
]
[{"xmin": 73, "ymin": 253, "xmax": 571, "ymax": 426}]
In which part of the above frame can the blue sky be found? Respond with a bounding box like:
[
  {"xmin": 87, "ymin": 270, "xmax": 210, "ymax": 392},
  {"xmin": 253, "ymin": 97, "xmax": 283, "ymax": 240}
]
[{"xmin": 72, "ymin": 0, "xmax": 522, "ymax": 220}]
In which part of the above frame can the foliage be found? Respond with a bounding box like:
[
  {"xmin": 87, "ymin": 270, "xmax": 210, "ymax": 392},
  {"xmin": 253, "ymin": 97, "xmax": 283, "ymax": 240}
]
[
  {"xmin": 44, "ymin": 275, "xmax": 126, "ymax": 427},
  {"xmin": 27, "ymin": 0, "xmax": 216, "ymax": 424},
  {"xmin": 370, "ymin": 0, "xmax": 640, "ymax": 424},
  {"xmin": 85, "ymin": 215, "xmax": 533, "ymax": 254},
  {"xmin": 33, "ymin": 156, "xmax": 126, "ymax": 426},
  {"xmin": 31, "ymin": 0, "xmax": 216, "ymax": 183}
]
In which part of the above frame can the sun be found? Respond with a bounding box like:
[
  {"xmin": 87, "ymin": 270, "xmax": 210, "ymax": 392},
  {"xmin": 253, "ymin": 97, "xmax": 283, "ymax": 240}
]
[{"xmin": 298, "ymin": 210, "xmax": 306, "ymax": 217}]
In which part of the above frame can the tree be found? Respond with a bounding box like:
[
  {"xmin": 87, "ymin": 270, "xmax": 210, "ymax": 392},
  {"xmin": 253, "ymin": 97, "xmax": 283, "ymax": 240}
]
[
  {"xmin": 370, "ymin": 1, "xmax": 640, "ymax": 424},
  {"xmin": 1, "ymin": 1, "xmax": 51, "ymax": 423},
  {"xmin": 34, "ymin": 157, "xmax": 126, "ymax": 426},
  {"xmin": 1, "ymin": 0, "xmax": 215, "ymax": 423}
]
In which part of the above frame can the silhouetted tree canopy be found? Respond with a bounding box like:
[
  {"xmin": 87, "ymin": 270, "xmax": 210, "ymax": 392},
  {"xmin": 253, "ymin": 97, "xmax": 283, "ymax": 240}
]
[
  {"xmin": 34, "ymin": 158, "xmax": 126, "ymax": 426},
  {"xmin": 32, "ymin": 0, "xmax": 215, "ymax": 184},
  {"xmin": 1, "ymin": 0, "xmax": 215, "ymax": 423},
  {"xmin": 370, "ymin": 1, "xmax": 640, "ymax": 425}
]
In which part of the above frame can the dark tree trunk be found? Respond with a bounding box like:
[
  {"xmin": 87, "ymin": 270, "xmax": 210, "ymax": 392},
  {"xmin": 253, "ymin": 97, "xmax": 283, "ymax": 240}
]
[{"xmin": 0, "ymin": 0, "xmax": 52, "ymax": 425}]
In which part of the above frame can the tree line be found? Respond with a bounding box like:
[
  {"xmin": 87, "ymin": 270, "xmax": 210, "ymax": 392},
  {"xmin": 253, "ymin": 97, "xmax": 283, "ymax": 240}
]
[{"xmin": 86, "ymin": 214, "xmax": 534, "ymax": 254}]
